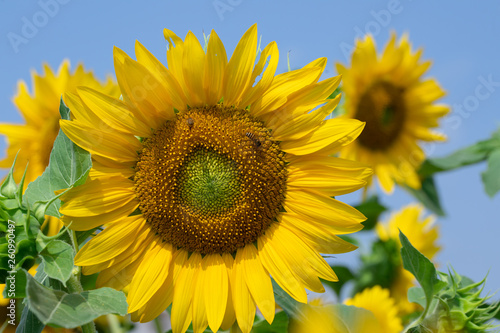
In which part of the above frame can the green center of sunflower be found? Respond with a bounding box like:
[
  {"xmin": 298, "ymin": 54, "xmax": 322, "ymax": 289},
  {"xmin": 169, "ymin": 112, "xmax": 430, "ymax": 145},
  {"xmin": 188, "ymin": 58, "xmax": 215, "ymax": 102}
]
[
  {"xmin": 134, "ymin": 105, "xmax": 287, "ymax": 255},
  {"xmin": 178, "ymin": 148, "xmax": 240, "ymax": 215},
  {"xmin": 355, "ymin": 81, "xmax": 406, "ymax": 150}
]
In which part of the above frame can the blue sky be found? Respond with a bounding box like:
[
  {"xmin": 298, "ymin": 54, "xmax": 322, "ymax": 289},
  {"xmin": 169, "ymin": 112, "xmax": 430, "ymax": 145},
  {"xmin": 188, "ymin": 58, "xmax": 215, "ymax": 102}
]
[{"xmin": 1, "ymin": 0, "xmax": 499, "ymax": 298}]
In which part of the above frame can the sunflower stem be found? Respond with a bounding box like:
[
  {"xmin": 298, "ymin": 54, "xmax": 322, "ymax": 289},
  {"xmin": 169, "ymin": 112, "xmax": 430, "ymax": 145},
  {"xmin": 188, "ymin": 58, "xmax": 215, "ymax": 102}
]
[
  {"xmin": 107, "ymin": 314, "xmax": 123, "ymax": 333},
  {"xmin": 67, "ymin": 230, "xmax": 97, "ymax": 333},
  {"xmin": 153, "ymin": 316, "xmax": 163, "ymax": 333}
]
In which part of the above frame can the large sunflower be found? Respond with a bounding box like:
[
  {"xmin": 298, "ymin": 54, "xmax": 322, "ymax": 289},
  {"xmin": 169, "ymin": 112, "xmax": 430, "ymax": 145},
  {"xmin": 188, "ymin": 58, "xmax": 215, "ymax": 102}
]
[
  {"xmin": 59, "ymin": 24, "xmax": 372, "ymax": 333},
  {"xmin": 337, "ymin": 33, "xmax": 449, "ymax": 193},
  {"xmin": 0, "ymin": 61, "xmax": 119, "ymax": 235}
]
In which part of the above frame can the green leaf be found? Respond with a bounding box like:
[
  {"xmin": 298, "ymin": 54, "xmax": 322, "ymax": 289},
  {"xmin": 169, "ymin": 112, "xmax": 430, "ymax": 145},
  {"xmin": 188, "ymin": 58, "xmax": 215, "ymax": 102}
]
[
  {"xmin": 16, "ymin": 305, "xmax": 45, "ymax": 333},
  {"xmin": 407, "ymin": 286, "xmax": 426, "ymax": 308},
  {"xmin": 272, "ymin": 279, "xmax": 303, "ymax": 318},
  {"xmin": 482, "ymin": 149, "xmax": 500, "ymax": 197},
  {"xmin": 404, "ymin": 176, "xmax": 445, "ymax": 216},
  {"xmin": 25, "ymin": 274, "xmax": 128, "ymax": 329},
  {"xmin": 2, "ymin": 269, "xmax": 27, "ymax": 299},
  {"xmin": 419, "ymin": 142, "xmax": 493, "ymax": 178},
  {"xmin": 399, "ymin": 230, "xmax": 446, "ymax": 328},
  {"xmin": 24, "ymin": 98, "xmax": 92, "ymax": 218},
  {"xmin": 252, "ymin": 311, "xmax": 289, "ymax": 333},
  {"xmin": 353, "ymin": 196, "xmax": 387, "ymax": 231},
  {"xmin": 35, "ymin": 226, "xmax": 71, "ymax": 252},
  {"xmin": 352, "ymin": 239, "xmax": 400, "ymax": 295},
  {"xmin": 39, "ymin": 240, "xmax": 74, "ymax": 286}
]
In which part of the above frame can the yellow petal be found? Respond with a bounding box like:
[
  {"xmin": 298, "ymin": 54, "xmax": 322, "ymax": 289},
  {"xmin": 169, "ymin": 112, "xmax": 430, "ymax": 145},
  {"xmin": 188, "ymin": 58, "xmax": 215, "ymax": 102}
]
[
  {"xmin": 75, "ymin": 216, "xmax": 145, "ymax": 265},
  {"xmin": 223, "ymin": 24, "xmax": 258, "ymax": 106},
  {"xmin": 287, "ymin": 162, "xmax": 368, "ymax": 196},
  {"xmin": 277, "ymin": 224, "xmax": 339, "ymax": 282},
  {"xmin": 135, "ymin": 40, "xmax": 188, "ymax": 111},
  {"xmin": 257, "ymin": 225, "xmax": 307, "ymax": 303},
  {"xmin": 121, "ymin": 57, "xmax": 175, "ymax": 122},
  {"xmin": 192, "ymin": 268, "xmax": 209, "ymax": 333},
  {"xmin": 280, "ymin": 119, "xmax": 365, "ymax": 156},
  {"xmin": 134, "ymin": 252, "xmax": 176, "ymax": 322},
  {"xmin": 128, "ymin": 242, "xmax": 173, "ymax": 312},
  {"xmin": 60, "ymin": 176, "xmax": 136, "ymax": 217},
  {"xmin": 259, "ymin": 224, "xmax": 325, "ymax": 293},
  {"xmin": 275, "ymin": 75, "xmax": 341, "ymax": 118},
  {"xmin": 61, "ymin": 200, "xmax": 139, "ymax": 231},
  {"xmin": 282, "ymin": 213, "xmax": 358, "ymax": 254},
  {"xmin": 182, "ymin": 31, "xmax": 205, "ymax": 107},
  {"xmin": 60, "ymin": 119, "xmax": 142, "ymax": 162},
  {"xmin": 171, "ymin": 252, "xmax": 201, "ymax": 333},
  {"xmin": 203, "ymin": 30, "xmax": 227, "ymax": 106},
  {"xmin": 220, "ymin": 253, "xmax": 237, "ymax": 331},
  {"xmin": 240, "ymin": 41, "xmax": 279, "ymax": 108},
  {"xmin": 271, "ymin": 95, "xmax": 341, "ymax": 141},
  {"xmin": 251, "ymin": 67, "xmax": 323, "ymax": 117},
  {"xmin": 77, "ymin": 87, "xmax": 152, "ymax": 137},
  {"xmin": 238, "ymin": 244, "xmax": 275, "ymax": 324},
  {"xmin": 203, "ymin": 254, "xmax": 228, "ymax": 332},
  {"xmin": 232, "ymin": 248, "xmax": 256, "ymax": 333},
  {"xmin": 284, "ymin": 189, "xmax": 365, "ymax": 233}
]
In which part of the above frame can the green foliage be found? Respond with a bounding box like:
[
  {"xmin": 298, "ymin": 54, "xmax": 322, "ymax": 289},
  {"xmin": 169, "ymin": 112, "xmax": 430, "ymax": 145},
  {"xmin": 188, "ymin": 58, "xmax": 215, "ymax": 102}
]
[
  {"xmin": 352, "ymin": 238, "xmax": 401, "ymax": 295},
  {"xmin": 25, "ymin": 273, "xmax": 128, "ymax": 328},
  {"xmin": 418, "ymin": 127, "xmax": 500, "ymax": 199},
  {"xmin": 400, "ymin": 230, "xmax": 446, "ymax": 325},
  {"xmin": 0, "ymin": 162, "xmax": 41, "ymax": 282},
  {"xmin": 404, "ymin": 176, "xmax": 445, "ymax": 216},
  {"xmin": 323, "ymin": 265, "xmax": 355, "ymax": 297},
  {"xmin": 252, "ymin": 311, "xmax": 289, "ymax": 333},
  {"xmin": 353, "ymin": 195, "xmax": 387, "ymax": 231},
  {"xmin": 482, "ymin": 149, "xmax": 500, "ymax": 197},
  {"xmin": 271, "ymin": 278, "xmax": 304, "ymax": 318},
  {"xmin": 16, "ymin": 305, "xmax": 45, "ymax": 333},
  {"xmin": 39, "ymin": 240, "xmax": 75, "ymax": 286},
  {"xmin": 410, "ymin": 271, "xmax": 500, "ymax": 332},
  {"xmin": 24, "ymin": 98, "xmax": 92, "ymax": 219}
]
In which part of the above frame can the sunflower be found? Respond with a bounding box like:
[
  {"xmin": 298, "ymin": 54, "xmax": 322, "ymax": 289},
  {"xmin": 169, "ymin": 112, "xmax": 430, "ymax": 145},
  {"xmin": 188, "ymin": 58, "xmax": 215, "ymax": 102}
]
[
  {"xmin": 344, "ymin": 285, "xmax": 403, "ymax": 333},
  {"xmin": 289, "ymin": 291, "xmax": 400, "ymax": 333},
  {"xmin": 0, "ymin": 60, "xmax": 119, "ymax": 236},
  {"xmin": 337, "ymin": 33, "xmax": 449, "ymax": 193},
  {"xmin": 59, "ymin": 24, "xmax": 372, "ymax": 333},
  {"xmin": 376, "ymin": 204, "xmax": 440, "ymax": 314}
]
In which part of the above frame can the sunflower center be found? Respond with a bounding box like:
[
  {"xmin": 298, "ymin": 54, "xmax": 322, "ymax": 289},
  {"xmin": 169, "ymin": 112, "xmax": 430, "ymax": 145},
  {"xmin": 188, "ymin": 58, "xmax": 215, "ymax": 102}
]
[
  {"xmin": 134, "ymin": 105, "xmax": 287, "ymax": 255},
  {"xmin": 178, "ymin": 148, "xmax": 240, "ymax": 215},
  {"xmin": 355, "ymin": 81, "xmax": 406, "ymax": 150}
]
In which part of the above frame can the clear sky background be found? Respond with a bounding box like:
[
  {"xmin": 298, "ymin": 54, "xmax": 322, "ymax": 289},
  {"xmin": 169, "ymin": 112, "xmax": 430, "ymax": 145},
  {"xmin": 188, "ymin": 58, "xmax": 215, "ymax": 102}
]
[{"xmin": 1, "ymin": 0, "xmax": 499, "ymax": 305}]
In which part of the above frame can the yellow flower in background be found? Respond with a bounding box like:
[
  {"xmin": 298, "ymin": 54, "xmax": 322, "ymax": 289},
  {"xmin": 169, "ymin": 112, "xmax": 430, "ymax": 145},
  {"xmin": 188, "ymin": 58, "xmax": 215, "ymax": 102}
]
[
  {"xmin": 290, "ymin": 288, "xmax": 401, "ymax": 333},
  {"xmin": 344, "ymin": 286, "xmax": 403, "ymax": 333},
  {"xmin": 337, "ymin": 33, "xmax": 449, "ymax": 193},
  {"xmin": 59, "ymin": 24, "xmax": 372, "ymax": 333},
  {"xmin": 0, "ymin": 61, "xmax": 119, "ymax": 236},
  {"xmin": 0, "ymin": 60, "xmax": 119, "ymax": 185},
  {"xmin": 377, "ymin": 204, "xmax": 440, "ymax": 314}
]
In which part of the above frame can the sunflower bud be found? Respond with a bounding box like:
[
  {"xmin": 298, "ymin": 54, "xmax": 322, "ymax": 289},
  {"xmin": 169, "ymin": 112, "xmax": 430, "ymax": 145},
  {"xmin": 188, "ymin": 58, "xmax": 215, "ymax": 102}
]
[
  {"xmin": 0, "ymin": 163, "xmax": 42, "ymax": 283},
  {"xmin": 422, "ymin": 270, "xmax": 499, "ymax": 333}
]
